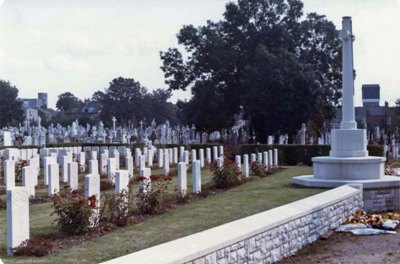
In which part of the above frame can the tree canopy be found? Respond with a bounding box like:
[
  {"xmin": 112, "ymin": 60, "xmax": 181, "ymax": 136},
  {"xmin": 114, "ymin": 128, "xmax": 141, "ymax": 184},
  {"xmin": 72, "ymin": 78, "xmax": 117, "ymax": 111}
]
[
  {"xmin": 0, "ymin": 80, "xmax": 24, "ymax": 127},
  {"xmin": 161, "ymin": 0, "xmax": 341, "ymax": 139},
  {"xmin": 56, "ymin": 92, "xmax": 81, "ymax": 112},
  {"xmin": 92, "ymin": 77, "xmax": 177, "ymax": 126}
]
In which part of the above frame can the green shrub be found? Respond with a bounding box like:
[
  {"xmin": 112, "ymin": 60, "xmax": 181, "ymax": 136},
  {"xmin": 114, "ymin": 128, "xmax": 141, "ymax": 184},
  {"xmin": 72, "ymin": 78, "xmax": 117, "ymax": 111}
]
[
  {"xmin": 212, "ymin": 161, "xmax": 242, "ymax": 189},
  {"xmin": 51, "ymin": 191, "xmax": 95, "ymax": 234},
  {"xmin": 135, "ymin": 175, "xmax": 172, "ymax": 214},
  {"xmin": 250, "ymin": 161, "xmax": 267, "ymax": 177}
]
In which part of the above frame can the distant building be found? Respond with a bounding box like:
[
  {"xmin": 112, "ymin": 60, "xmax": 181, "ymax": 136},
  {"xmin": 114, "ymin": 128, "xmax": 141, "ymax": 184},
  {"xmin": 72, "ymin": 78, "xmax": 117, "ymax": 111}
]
[
  {"xmin": 330, "ymin": 84, "xmax": 398, "ymax": 141},
  {"xmin": 19, "ymin": 92, "xmax": 48, "ymax": 110},
  {"xmin": 19, "ymin": 92, "xmax": 57, "ymax": 120}
]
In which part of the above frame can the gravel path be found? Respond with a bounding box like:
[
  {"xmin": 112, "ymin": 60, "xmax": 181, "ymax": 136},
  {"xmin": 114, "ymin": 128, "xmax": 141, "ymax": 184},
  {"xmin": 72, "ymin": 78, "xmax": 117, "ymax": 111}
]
[{"xmin": 279, "ymin": 228, "xmax": 400, "ymax": 264}]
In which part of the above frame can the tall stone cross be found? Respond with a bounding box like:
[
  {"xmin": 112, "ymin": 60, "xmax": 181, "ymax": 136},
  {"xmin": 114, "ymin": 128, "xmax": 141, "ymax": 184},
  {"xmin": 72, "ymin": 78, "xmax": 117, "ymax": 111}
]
[
  {"xmin": 112, "ymin": 116, "xmax": 116, "ymax": 132},
  {"xmin": 338, "ymin": 16, "xmax": 356, "ymax": 130}
]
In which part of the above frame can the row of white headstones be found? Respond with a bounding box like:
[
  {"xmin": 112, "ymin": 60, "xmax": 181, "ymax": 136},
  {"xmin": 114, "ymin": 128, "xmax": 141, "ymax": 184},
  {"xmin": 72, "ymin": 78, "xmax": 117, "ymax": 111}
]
[{"xmin": 1, "ymin": 145, "xmax": 279, "ymax": 256}]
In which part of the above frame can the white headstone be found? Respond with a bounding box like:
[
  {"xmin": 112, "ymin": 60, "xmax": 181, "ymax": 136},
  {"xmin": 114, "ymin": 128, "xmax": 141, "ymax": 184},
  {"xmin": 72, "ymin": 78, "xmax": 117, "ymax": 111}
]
[
  {"xmin": 250, "ymin": 153, "xmax": 256, "ymax": 163},
  {"xmin": 178, "ymin": 162, "xmax": 187, "ymax": 196},
  {"xmin": 263, "ymin": 151, "xmax": 269, "ymax": 170},
  {"xmin": 125, "ymin": 156, "xmax": 134, "ymax": 179},
  {"xmin": 206, "ymin": 148, "xmax": 211, "ymax": 164},
  {"xmin": 163, "ymin": 152, "xmax": 170, "ymax": 176},
  {"xmin": 78, "ymin": 152, "xmax": 86, "ymax": 173},
  {"xmin": 22, "ymin": 166, "xmax": 35, "ymax": 197},
  {"xmin": 85, "ymin": 173, "xmax": 100, "ymax": 208},
  {"xmin": 139, "ymin": 168, "xmax": 151, "ymax": 194},
  {"xmin": 4, "ymin": 160, "xmax": 15, "ymax": 189},
  {"xmin": 192, "ymin": 160, "xmax": 201, "ymax": 194},
  {"xmin": 235, "ymin": 155, "xmax": 241, "ymax": 170},
  {"xmin": 184, "ymin": 150, "xmax": 189, "ymax": 165},
  {"xmin": 61, "ymin": 155, "xmax": 72, "ymax": 183},
  {"xmin": 6, "ymin": 187, "xmax": 30, "ymax": 256},
  {"xmin": 274, "ymin": 149, "xmax": 279, "ymax": 167},
  {"xmin": 268, "ymin": 150, "xmax": 273, "ymax": 168},
  {"xmin": 242, "ymin": 154, "xmax": 249, "ymax": 178},
  {"xmin": 213, "ymin": 146, "xmax": 218, "ymax": 161},
  {"xmin": 158, "ymin": 149, "xmax": 164, "ymax": 168},
  {"xmin": 173, "ymin": 147, "xmax": 179, "ymax": 164},
  {"xmin": 89, "ymin": 160, "xmax": 99, "ymax": 176},
  {"xmin": 107, "ymin": 158, "xmax": 116, "ymax": 183},
  {"xmin": 100, "ymin": 153, "xmax": 108, "ymax": 176},
  {"xmin": 48, "ymin": 163, "xmax": 60, "ymax": 196},
  {"xmin": 43, "ymin": 156, "xmax": 54, "ymax": 185},
  {"xmin": 115, "ymin": 170, "xmax": 129, "ymax": 194},
  {"xmin": 179, "ymin": 146, "xmax": 185, "ymax": 162},
  {"xmin": 191, "ymin": 149, "xmax": 197, "ymax": 162},
  {"xmin": 199, "ymin": 149, "xmax": 205, "ymax": 168}
]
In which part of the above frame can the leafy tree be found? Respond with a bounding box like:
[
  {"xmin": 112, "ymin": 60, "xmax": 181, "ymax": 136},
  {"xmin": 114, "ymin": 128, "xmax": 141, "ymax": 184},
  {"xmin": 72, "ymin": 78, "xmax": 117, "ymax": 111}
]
[
  {"xmin": 56, "ymin": 92, "xmax": 81, "ymax": 112},
  {"xmin": 160, "ymin": 0, "xmax": 341, "ymax": 139},
  {"xmin": 0, "ymin": 80, "xmax": 23, "ymax": 127},
  {"xmin": 92, "ymin": 77, "xmax": 177, "ymax": 126}
]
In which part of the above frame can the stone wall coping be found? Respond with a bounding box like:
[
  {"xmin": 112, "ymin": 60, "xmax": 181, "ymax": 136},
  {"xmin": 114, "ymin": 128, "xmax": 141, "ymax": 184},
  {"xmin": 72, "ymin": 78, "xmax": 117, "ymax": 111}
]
[{"xmin": 101, "ymin": 185, "xmax": 360, "ymax": 264}]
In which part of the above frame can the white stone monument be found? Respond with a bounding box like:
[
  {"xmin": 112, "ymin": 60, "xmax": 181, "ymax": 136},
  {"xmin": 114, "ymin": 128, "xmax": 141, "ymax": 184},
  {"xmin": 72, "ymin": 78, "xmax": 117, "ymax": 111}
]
[
  {"xmin": 7, "ymin": 187, "xmax": 30, "ymax": 256},
  {"xmin": 192, "ymin": 160, "xmax": 201, "ymax": 194},
  {"xmin": 293, "ymin": 17, "xmax": 400, "ymax": 207}
]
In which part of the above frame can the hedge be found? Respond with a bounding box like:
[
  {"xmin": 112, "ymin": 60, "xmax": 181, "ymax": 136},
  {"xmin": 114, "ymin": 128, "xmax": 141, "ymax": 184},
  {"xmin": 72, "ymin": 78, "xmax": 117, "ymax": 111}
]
[{"xmin": 239, "ymin": 144, "xmax": 385, "ymax": 166}]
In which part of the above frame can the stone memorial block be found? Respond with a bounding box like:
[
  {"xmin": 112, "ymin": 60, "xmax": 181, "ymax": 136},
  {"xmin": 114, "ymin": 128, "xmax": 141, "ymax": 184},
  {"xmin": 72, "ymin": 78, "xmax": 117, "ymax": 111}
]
[
  {"xmin": 113, "ymin": 151, "xmax": 120, "ymax": 170},
  {"xmin": 192, "ymin": 160, "xmax": 201, "ymax": 194},
  {"xmin": 6, "ymin": 187, "xmax": 30, "ymax": 256},
  {"xmin": 216, "ymin": 157, "xmax": 224, "ymax": 168},
  {"xmin": 235, "ymin": 155, "xmax": 241, "ymax": 170},
  {"xmin": 100, "ymin": 153, "xmax": 108, "ymax": 175},
  {"xmin": 91, "ymin": 151, "xmax": 98, "ymax": 160},
  {"xmin": 179, "ymin": 146, "xmax": 185, "ymax": 162},
  {"xmin": 250, "ymin": 153, "xmax": 256, "ymax": 163},
  {"xmin": 143, "ymin": 147, "xmax": 148, "ymax": 163},
  {"xmin": 125, "ymin": 156, "xmax": 134, "ymax": 179},
  {"xmin": 27, "ymin": 159, "xmax": 38, "ymax": 186},
  {"xmin": 219, "ymin": 146, "xmax": 224, "ymax": 157},
  {"xmin": 242, "ymin": 154, "xmax": 249, "ymax": 178},
  {"xmin": 191, "ymin": 149, "xmax": 197, "ymax": 162},
  {"xmin": 68, "ymin": 162, "xmax": 79, "ymax": 191},
  {"xmin": 61, "ymin": 155, "xmax": 72, "ymax": 183},
  {"xmin": 268, "ymin": 150, "xmax": 273, "ymax": 168},
  {"xmin": 163, "ymin": 152, "xmax": 170, "ymax": 176},
  {"xmin": 3, "ymin": 131, "xmax": 12, "ymax": 146},
  {"xmin": 199, "ymin": 149, "xmax": 205, "ymax": 168},
  {"xmin": 274, "ymin": 149, "xmax": 279, "ymax": 167},
  {"xmin": 107, "ymin": 158, "xmax": 117, "ymax": 183},
  {"xmin": 85, "ymin": 173, "xmax": 100, "ymax": 208},
  {"xmin": 147, "ymin": 149, "xmax": 153, "ymax": 168},
  {"xmin": 48, "ymin": 163, "xmax": 59, "ymax": 196},
  {"xmin": 78, "ymin": 152, "xmax": 86, "ymax": 173},
  {"xmin": 89, "ymin": 160, "xmax": 99, "ymax": 176},
  {"xmin": 115, "ymin": 170, "xmax": 129, "ymax": 194},
  {"xmin": 213, "ymin": 146, "xmax": 218, "ymax": 161},
  {"xmin": 178, "ymin": 162, "xmax": 187, "ymax": 196},
  {"xmin": 168, "ymin": 148, "xmax": 173, "ymax": 164},
  {"xmin": 184, "ymin": 151, "xmax": 190, "ymax": 165},
  {"xmin": 206, "ymin": 148, "xmax": 211, "ymax": 164},
  {"xmin": 139, "ymin": 168, "xmax": 151, "ymax": 194},
  {"xmin": 257, "ymin": 152, "xmax": 262, "ymax": 163},
  {"xmin": 158, "ymin": 149, "xmax": 164, "ymax": 168},
  {"xmin": 22, "ymin": 166, "xmax": 35, "ymax": 197},
  {"xmin": 263, "ymin": 151, "xmax": 269, "ymax": 169},
  {"xmin": 135, "ymin": 148, "xmax": 141, "ymax": 166},
  {"xmin": 173, "ymin": 147, "xmax": 179, "ymax": 164},
  {"xmin": 139, "ymin": 155, "xmax": 146, "ymax": 170},
  {"xmin": 4, "ymin": 160, "xmax": 15, "ymax": 189}
]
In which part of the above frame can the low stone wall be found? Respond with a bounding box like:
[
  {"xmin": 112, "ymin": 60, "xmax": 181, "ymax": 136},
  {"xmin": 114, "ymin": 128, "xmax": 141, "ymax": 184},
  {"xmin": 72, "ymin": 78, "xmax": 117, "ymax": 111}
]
[
  {"xmin": 363, "ymin": 186, "xmax": 400, "ymax": 212},
  {"xmin": 102, "ymin": 185, "xmax": 362, "ymax": 264}
]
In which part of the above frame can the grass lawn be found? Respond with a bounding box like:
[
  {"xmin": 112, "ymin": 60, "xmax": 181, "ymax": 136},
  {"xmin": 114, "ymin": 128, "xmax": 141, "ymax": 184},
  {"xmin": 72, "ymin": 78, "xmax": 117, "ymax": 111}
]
[{"xmin": 0, "ymin": 166, "xmax": 322, "ymax": 263}]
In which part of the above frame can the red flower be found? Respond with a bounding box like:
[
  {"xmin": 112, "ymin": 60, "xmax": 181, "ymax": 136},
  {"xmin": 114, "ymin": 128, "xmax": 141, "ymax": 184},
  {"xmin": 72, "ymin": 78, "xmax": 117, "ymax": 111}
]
[
  {"xmin": 139, "ymin": 176, "xmax": 146, "ymax": 181},
  {"xmin": 150, "ymin": 175, "xmax": 161, "ymax": 181},
  {"xmin": 71, "ymin": 193, "xmax": 80, "ymax": 198},
  {"xmin": 63, "ymin": 185, "xmax": 71, "ymax": 189},
  {"xmin": 164, "ymin": 176, "xmax": 173, "ymax": 181}
]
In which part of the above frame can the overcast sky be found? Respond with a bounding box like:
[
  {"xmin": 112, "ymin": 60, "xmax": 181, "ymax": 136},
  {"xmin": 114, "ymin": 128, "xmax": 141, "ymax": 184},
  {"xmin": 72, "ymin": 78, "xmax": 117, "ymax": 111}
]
[{"xmin": 0, "ymin": 0, "xmax": 399, "ymax": 109}]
